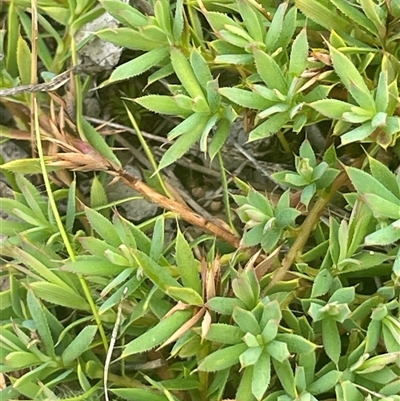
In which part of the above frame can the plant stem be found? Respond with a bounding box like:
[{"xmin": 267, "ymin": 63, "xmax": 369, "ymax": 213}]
[
  {"xmin": 33, "ymin": 101, "xmax": 109, "ymax": 352},
  {"xmin": 265, "ymin": 161, "xmax": 361, "ymax": 291},
  {"xmin": 218, "ymin": 152, "xmax": 237, "ymax": 234},
  {"xmin": 117, "ymin": 168, "xmax": 241, "ymax": 248}
]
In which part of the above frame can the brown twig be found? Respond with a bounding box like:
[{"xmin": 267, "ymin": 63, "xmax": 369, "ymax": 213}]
[
  {"xmin": 265, "ymin": 157, "xmax": 364, "ymax": 291},
  {"xmin": 0, "ymin": 66, "xmax": 84, "ymax": 98},
  {"xmin": 116, "ymin": 168, "xmax": 241, "ymax": 248}
]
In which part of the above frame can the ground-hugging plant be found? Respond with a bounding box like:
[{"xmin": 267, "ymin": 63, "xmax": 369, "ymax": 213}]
[{"xmin": 0, "ymin": 0, "xmax": 400, "ymax": 400}]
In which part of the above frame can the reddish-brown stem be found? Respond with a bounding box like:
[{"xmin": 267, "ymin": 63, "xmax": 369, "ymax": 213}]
[{"xmin": 116, "ymin": 168, "xmax": 241, "ymax": 249}]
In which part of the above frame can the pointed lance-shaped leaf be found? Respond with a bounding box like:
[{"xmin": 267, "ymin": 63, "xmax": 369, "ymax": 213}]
[
  {"xmin": 197, "ymin": 343, "xmax": 248, "ymax": 372},
  {"xmin": 122, "ymin": 310, "xmax": 192, "ymax": 357},
  {"xmin": 171, "ymin": 47, "xmax": 206, "ymax": 100}
]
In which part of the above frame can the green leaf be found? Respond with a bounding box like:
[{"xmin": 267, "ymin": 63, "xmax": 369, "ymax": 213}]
[
  {"xmin": 11, "ymin": 361, "xmax": 54, "ymax": 390},
  {"xmin": 140, "ymin": 25, "xmax": 168, "ymax": 43},
  {"xmin": 159, "ymin": 377, "xmax": 200, "ymax": 390},
  {"xmin": 11, "ymin": 208, "xmax": 48, "ymax": 227},
  {"xmin": 166, "ymin": 286, "xmax": 204, "ymax": 306},
  {"xmin": 300, "ymin": 183, "xmax": 315, "ymax": 206},
  {"xmin": 168, "ymin": 113, "xmax": 209, "ymax": 140},
  {"xmin": 200, "ymin": 113, "xmax": 220, "ymax": 152},
  {"xmin": 90, "ymin": 174, "xmax": 108, "ymax": 211},
  {"xmin": 29, "ymin": 282, "xmax": 90, "ymax": 311},
  {"xmin": 219, "ymin": 87, "xmax": 274, "ymax": 110},
  {"xmin": 322, "ymin": 318, "xmax": 341, "ymax": 364},
  {"xmin": 328, "ymin": 287, "xmax": 355, "ymax": 304},
  {"xmin": 299, "ymin": 140, "xmax": 316, "ymax": 165},
  {"xmin": 5, "ymin": 351, "xmax": 42, "ymax": 369},
  {"xmin": 206, "ymin": 297, "xmax": 246, "ymax": 314},
  {"xmin": 66, "ymin": 180, "xmax": 76, "ymax": 233},
  {"xmin": 375, "ymin": 71, "xmax": 389, "ymax": 113},
  {"xmin": 173, "ymin": 0, "xmax": 184, "ymax": 41},
  {"xmin": 133, "ymin": 250, "xmax": 180, "ymax": 292},
  {"xmin": 176, "ymin": 229, "xmax": 201, "ymax": 294},
  {"xmin": 0, "ymin": 157, "xmax": 61, "ymax": 174},
  {"xmin": 251, "ymin": 349, "xmax": 271, "ymax": 400},
  {"xmin": 340, "ymin": 122, "xmax": 375, "ymax": 145},
  {"xmin": 206, "ymin": 78, "xmax": 221, "ymax": 113},
  {"xmin": 100, "ymin": 0, "xmax": 148, "ymax": 27},
  {"xmin": 272, "ymin": 358, "xmax": 296, "ymax": 397},
  {"xmin": 219, "ymin": 27, "xmax": 252, "ymax": 48},
  {"xmin": 154, "ymin": 0, "xmax": 172, "ymax": 34},
  {"xmin": 248, "ymin": 112, "xmax": 290, "ymax": 141},
  {"xmin": 27, "ymin": 291, "xmax": 55, "ymax": 358},
  {"xmin": 85, "ymin": 207, "xmax": 121, "ymax": 247},
  {"xmin": 81, "ymin": 119, "xmax": 122, "ymax": 167},
  {"xmin": 15, "ymin": 175, "xmax": 47, "ymax": 220},
  {"xmin": 100, "ymin": 275, "xmax": 141, "ymax": 314},
  {"xmin": 359, "ymin": 0, "xmax": 386, "ymax": 38},
  {"xmin": 204, "ymin": 324, "xmax": 244, "ymax": 345},
  {"xmin": 289, "ymin": 28, "xmax": 308, "ymax": 76},
  {"xmin": 96, "ymin": 28, "xmax": 159, "ymax": 51},
  {"xmin": 233, "ymin": 307, "xmax": 261, "ymax": 335},
  {"xmin": 147, "ymin": 63, "xmax": 174, "ymax": 86},
  {"xmin": 358, "ymin": 366, "xmax": 398, "ymax": 385},
  {"xmin": 62, "ymin": 257, "xmax": 126, "ymax": 275},
  {"xmin": 309, "ymin": 99, "xmax": 352, "ymax": 119},
  {"xmin": 248, "ymin": 190, "xmax": 274, "ymax": 216},
  {"xmin": 215, "ymin": 54, "xmax": 254, "ymax": 65},
  {"xmin": 0, "ymin": 198, "xmax": 42, "ymax": 225},
  {"xmin": 203, "ymin": 11, "xmax": 242, "ymax": 32},
  {"xmin": 298, "ymin": 351, "xmax": 316, "ymax": 386},
  {"xmin": 0, "ymin": 290, "xmax": 12, "ymax": 310},
  {"xmin": 275, "ymin": 334, "xmax": 317, "ymax": 354},
  {"xmin": 363, "ymin": 194, "xmax": 400, "ymax": 219},
  {"xmin": 261, "ymin": 319, "xmax": 279, "ymax": 344},
  {"xmin": 280, "ymin": 6, "xmax": 297, "ymax": 51},
  {"xmin": 190, "ymin": 49, "xmax": 213, "ymax": 90},
  {"xmin": 253, "ymin": 49, "xmax": 287, "ymax": 93},
  {"xmin": 308, "ymin": 370, "xmax": 341, "ymax": 395},
  {"xmin": 337, "ymin": 381, "xmax": 364, "ymax": 401},
  {"xmin": 238, "ymin": 0, "xmax": 264, "ymax": 43},
  {"xmin": 10, "ymin": 247, "xmax": 70, "ymax": 289},
  {"xmin": 265, "ymin": 2, "xmax": 287, "ymax": 51},
  {"xmin": 330, "ymin": 0, "xmax": 377, "ymax": 34},
  {"xmin": 122, "ymin": 310, "xmax": 192, "ymax": 356},
  {"xmin": 17, "ymin": 36, "xmax": 31, "ymax": 86},
  {"xmin": 294, "ymin": 0, "xmax": 350, "ymax": 32},
  {"xmin": 240, "ymin": 346, "xmax": 263, "ymax": 368},
  {"xmin": 171, "ymin": 47, "xmax": 206, "ymax": 100},
  {"xmin": 368, "ymin": 156, "xmax": 400, "ymax": 198},
  {"xmin": 346, "ymin": 167, "xmax": 400, "ymax": 205},
  {"xmin": 135, "ymin": 95, "xmax": 192, "ymax": 116},
  {"xmin": 79, "ymin": 237, "xmax": 121, "ymax": 259},
  {"xmin": 111, "ymin": 388, "xmax": 168, "ymax": 401},
  {"xmin": 311, "ymin": 269, "xmax": 333, "ymax": 297},
  {"xmin": 150, "ymin": 216, "xmax": 164, "ymax": 262},
  {"xmin": 381, "ymin": 324, "xmax": 400, "ymax": 353},
  {"xmin": 266, "ymin": 340, "xmax": 290, "ymax": 362},
  {"xmin": 330, "ymin": 46, "xmax": 375, "ymax": 111},
  {"xmin": 258, "ymin": 103, "xmax": 289, "ymax": 119},
  {"xmin": 62, "ymin": 325, "xmax": 97, "ymax": 365},
  {"xmin": 232, "ymin": 272, "xmax": 259, "ymax": 310},
  {"xmin": 209, "ymin": 118, "xmax": 231, "ymax": 160},
  {"xmin": 158, "ymin": 124, "xmax": 205, "ymax": 171},
  {"xmin": 197, "ymin": 343, "xmax": 248, "ymax": 372},
  {"xmin": 294, "ymin": 366, "xmax": 307, "ymax": 394},
  {"xmin": 110, "ymin": 47, "xmax": 169, "ymax": 83},
  {"xmin": 364, "ymin": 220, "xmax": 400, "ymax": 246}
]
